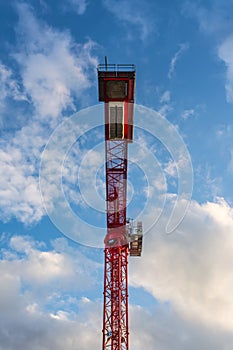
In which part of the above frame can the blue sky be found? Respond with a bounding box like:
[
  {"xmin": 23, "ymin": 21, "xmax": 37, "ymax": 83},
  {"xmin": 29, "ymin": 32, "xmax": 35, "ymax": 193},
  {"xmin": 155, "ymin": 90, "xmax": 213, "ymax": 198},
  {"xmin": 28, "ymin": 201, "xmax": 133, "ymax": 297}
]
[{"xmin": 1, "ymin": 0, "xmax": 233, "ymax": 349}]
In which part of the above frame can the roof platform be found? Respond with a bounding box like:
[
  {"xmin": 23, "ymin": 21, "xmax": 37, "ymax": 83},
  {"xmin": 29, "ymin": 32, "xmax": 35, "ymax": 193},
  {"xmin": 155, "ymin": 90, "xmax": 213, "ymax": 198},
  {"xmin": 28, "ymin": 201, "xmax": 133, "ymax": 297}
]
[{"xmin": 97, "ymin": 64, "xmax": 135, "ymax": 81}]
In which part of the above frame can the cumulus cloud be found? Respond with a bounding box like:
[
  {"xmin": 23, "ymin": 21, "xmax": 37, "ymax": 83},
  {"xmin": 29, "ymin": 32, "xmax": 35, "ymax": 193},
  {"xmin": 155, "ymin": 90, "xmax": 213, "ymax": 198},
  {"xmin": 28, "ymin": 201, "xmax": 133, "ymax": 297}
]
[
  {"xmin": 2, "ymin": 204, "xmax": 233, "ymax": 349},
  {"xmin": 130, "ymin": 198, "xmax": 233, "ymax": 334},
  {"xmin": 1, "ymin": 210, "xmax": 233, "ymax": 350},
  {"xmin": 0, "ymin": 3, "xmax": 98, "ymax": 225},
  {"xmin": 0, "ymin": 122, "xmax": 46, "ymax": 224},
  {"xmin": 15, "ymin": 2, "xmax": 97, "ymax": 123},
  {"xmin": 2, "ymin": 235, "xmax": 98, "ymax": 289},
  {"xmin": 130, "ymin": 303, "xmax": 233, "ymax": 350},
  {"xmin": 0, "ymin": 235, "xmax": 102, "ymax": 350}
]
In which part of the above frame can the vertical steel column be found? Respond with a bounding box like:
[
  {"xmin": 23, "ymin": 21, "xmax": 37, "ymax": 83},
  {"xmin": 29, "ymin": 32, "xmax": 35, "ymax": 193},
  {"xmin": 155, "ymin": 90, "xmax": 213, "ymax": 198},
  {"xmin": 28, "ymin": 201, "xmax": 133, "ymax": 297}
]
[
  {"xmin": 102, "ymin": 140, "xmax": 129, "ymax": 350},
  {"xmin": 103, "ymin": 247, "xmax": 129, "ymax": 350}
]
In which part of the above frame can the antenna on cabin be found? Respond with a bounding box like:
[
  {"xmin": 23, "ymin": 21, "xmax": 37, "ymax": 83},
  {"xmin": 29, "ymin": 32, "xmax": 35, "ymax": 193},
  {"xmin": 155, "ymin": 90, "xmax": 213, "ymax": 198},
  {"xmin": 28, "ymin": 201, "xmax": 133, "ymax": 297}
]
[{"xmin": 105, "ymin": 56, "xmax": 108, "ymax": 71}]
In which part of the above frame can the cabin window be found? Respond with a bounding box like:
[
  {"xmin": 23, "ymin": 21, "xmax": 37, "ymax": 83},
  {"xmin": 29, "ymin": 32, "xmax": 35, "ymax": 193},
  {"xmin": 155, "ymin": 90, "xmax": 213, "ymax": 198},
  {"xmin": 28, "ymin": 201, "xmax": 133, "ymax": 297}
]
[
  {"xmin": 109, "ymin": 104, "xmax": 123, "ymax": 139},
  {"xmin": 106, "ymin": 80, "xmax": 128, "ymax": 99}
]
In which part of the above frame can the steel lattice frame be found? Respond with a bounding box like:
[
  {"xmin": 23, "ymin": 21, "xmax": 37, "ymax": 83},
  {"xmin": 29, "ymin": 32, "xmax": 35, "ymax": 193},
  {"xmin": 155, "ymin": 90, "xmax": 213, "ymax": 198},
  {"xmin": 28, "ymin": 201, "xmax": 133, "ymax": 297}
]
[
  {"xmin": 103, "ymin": 246, "xmax": 129, "ymax": 350},
  {"xmin": 103, "ymin": 140, "xmax": 129, "ymax": 350},
  {"xmin": 105, "ymin": 140, "xmax": 127, "ymax": 229}
]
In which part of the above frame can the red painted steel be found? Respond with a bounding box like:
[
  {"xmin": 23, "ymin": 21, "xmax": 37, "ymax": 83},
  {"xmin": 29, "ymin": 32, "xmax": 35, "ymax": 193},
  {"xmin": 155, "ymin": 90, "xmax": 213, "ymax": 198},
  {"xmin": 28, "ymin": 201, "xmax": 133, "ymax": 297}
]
[
  {"xmin": 103, "ymin": 139, "xmax": 129, "ymax": 350},
  {"xmin": 102, "ymin": 245, "xmax": 129, "ymax": 350},
  {"xmin": 98, "ymin": 63, "xmax": 136, "ymax": 350},
  {"xmin": 104, "ymin": 102, "xmax": 134, "ymax": 142}
]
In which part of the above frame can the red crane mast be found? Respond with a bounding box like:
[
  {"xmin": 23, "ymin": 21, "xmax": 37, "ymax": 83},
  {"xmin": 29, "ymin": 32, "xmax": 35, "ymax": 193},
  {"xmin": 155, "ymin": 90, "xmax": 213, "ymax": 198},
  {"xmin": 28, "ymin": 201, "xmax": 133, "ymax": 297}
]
[{"xmin": 98, "ymin": 61, "xmax": 143, "ymax": 350}]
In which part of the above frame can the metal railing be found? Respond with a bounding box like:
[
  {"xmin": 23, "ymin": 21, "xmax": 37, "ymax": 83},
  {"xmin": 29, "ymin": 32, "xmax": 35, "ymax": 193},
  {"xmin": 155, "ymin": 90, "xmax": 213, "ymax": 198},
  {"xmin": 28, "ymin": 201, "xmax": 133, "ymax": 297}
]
[{"xmin": 97, "ymin": 63, "xmax": 136, "ymax": 72}]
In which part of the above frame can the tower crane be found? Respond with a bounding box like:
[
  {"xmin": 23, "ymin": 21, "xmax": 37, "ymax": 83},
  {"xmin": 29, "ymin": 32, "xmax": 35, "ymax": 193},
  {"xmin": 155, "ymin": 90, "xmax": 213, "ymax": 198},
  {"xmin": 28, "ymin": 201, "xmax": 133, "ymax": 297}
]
[{"xmin": 98, "ymin": 60, "xmax": 143, "ymax": 350}]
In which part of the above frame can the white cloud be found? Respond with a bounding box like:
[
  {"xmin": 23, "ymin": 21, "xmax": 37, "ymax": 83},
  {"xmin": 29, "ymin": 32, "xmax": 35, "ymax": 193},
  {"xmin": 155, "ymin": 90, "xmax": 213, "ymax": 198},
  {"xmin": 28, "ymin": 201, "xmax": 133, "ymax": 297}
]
[
  {"xmin": 102, "ymin": 0, "xmax": 154, "ymax": 40},
  {"xmin": 0, "ymin": 62, "xmax": 28, "ymax": 128},
  {"xmin": 181, "ymin": 108, "xmax": 195, "ymax": 120},
  {"xmin": 2, "ymin": 208, "xmax": 233, "ymax": 349},
  {"xmin": 158, "ymin": 103, "xmax": 173, "ymax": 117},
  {"xmin": 218, "ymin": 34, "xmax": 233, "ymax": 103},
  {"xmin": 65, "ymin": 0, "xmax": 88, "ymax": 14},
  {"xmin": 3, "ymin": 235, "xmax": 101, "ymax": 289},
  {"xmin": 0, "ymin": 235, "xmax": 103, "ymax": 350},
  {"xmin": 131, "ymin": 198, "xmax": 233, "ymax": 333},
  {"xmin": 9, "ymin": 235, "xmax": 44, "ymax": 253},
  {"xmin": 0, "ymin": 3, "xmax": 98, "ymax": 225},
  {"xmin": 183, "ymin": 1, "xmax": 233, "ymax": 37},
  {"xmin": 183, "ymin": 2, "xmax": 233, "ymax": 104},
  {"xmin": 15, "ymin": 3, "xmax": 97, "ymax": 123},
  {"xmin": 164, "ymin": 159, "xmax": 177, "ymax": 177},
  {"xmin": 168, "ymin": 43, "xmax": 189, "ymax": 79},
  {"xmin": 160, "ymin": 90, "xmax": 171, "ymax": 104},
  {"xmin": 0, "ymin": 298, "xmax": 101, "ymax": 350},
  {"xmin": 0, "ymin": 121, "xmax": 47, "ymax": 224},
  {"xmin": 2, "ymin": 236, "xmax": 72, "ymax": 285},
  {"xmin": 0, "ymin": 273, "xmax": 21, "ymax": 314},
  {"xmin": 158, "ymin": 90, "xmax": 173, "ymax": 117},
  {"xmin": 228, "ymin": 150, "xmax": 233, "ymax": 173},
  {"xmin": 0, "ymin": 62, "xmax": 27, "ymax": 104},
  {"xmin": 130, "ymin": 303, "xmax": 233, "ymax": 350}
]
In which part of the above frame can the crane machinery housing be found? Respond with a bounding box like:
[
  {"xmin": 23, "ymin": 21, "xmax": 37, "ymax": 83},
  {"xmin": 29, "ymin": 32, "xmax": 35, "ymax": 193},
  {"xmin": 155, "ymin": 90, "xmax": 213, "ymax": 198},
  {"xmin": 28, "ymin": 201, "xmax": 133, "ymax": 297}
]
[{"xmin": 98, "ymin": 60, "xmax": 143, "ymax": 350}]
